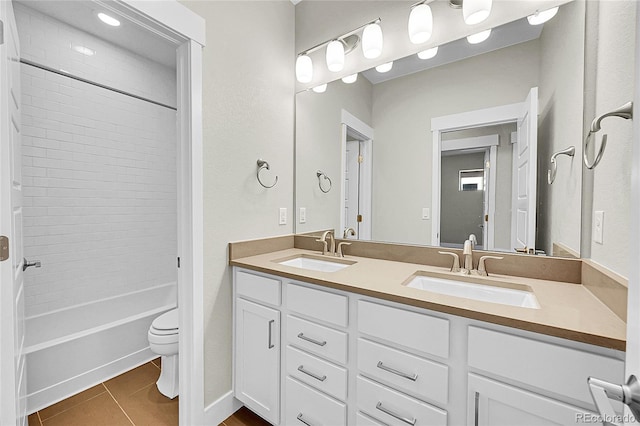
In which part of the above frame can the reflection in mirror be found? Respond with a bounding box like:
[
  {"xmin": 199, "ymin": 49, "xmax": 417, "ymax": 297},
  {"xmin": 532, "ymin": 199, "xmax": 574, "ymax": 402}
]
[{"xmin": 295, "ymin": 2, "xmax": 587, "ymax": 258}]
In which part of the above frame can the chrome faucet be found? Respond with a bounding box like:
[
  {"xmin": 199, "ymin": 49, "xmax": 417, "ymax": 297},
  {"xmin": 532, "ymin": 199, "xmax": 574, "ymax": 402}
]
[
  {"xmin": 316, "ymin": 230, "xmax": 336, "ymax": 256},
  {"xmin": 461, "ymin": 239, "xmax": 474, "ymax": 274},
  {"xmin": 343, "ymin": 227, "xmax": 356, "ymax": 239}
]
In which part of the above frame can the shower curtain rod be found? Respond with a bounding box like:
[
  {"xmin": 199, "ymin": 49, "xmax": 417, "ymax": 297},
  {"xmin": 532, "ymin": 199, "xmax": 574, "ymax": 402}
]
[{"xmin": 20, "ymin": 59, "xmax": 177, "ymax": 111}]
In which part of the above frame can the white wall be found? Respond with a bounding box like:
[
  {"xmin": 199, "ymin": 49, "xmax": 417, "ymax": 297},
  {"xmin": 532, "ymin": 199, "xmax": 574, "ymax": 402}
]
[
  {"xmin": 295, "ymin": 77, "xmax": 373, "ymax": 234},
  {"xmin": 371, "ymin": 40, "xmax": 540, "ymax": 246},
  {"xmin": 589, "ymin": 1, "xmax": 637, "ymax": 278},
  {"xmin": 537, "ymin": 1, "xmax": 585, "ymax": 257},
  {"xmin": 15, "ymin": 3, "xmax": 176, "ymax": 108},
  {"xmin": 180, "ymin": 1, "xmax": 295, "ymax": 407},
  {"xmin": 17, "ymin": 7, "xmax": 177, "ymax": 317}
]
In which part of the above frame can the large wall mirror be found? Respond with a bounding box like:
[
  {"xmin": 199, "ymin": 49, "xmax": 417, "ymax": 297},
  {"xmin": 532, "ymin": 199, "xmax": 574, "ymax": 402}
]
[{"xmin": 295, "ymin": 1, "xmax": 634, "ymax": 267}]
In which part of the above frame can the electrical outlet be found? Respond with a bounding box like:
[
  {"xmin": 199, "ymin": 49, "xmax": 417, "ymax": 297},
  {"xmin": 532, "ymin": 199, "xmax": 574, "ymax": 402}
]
[
  {"xmin": 594, "ymin": 210, "xmax": 604, "ymax": 244},
  {"xmin": 422, "ymin": 208, "xmax": 430, "ymax": 220},
  {"xmin": 299, "ymin": 207, "xmax": 306, "ymax": 224},
  {"xmin": 279, "ymin": 208, "xmax": 287, "ymax": 225}
]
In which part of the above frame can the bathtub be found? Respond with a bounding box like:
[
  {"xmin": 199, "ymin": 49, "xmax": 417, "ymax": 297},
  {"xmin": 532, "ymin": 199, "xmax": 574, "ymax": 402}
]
[{"xmin": 24, "ymin": 282, "xmax": 177, "ymax": 414}]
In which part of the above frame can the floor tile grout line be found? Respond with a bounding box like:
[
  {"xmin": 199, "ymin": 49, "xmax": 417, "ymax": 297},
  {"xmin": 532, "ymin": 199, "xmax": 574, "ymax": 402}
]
[
  {"xmin": 37, "ymin": 390, "xmax": 109, "ymax": 423},
  {"xmin": 103, "ymin": 385, "xmax": 136, "ymax": 426},
  {"xmin": 36, "ymin": 411, "xmax": 43, "ymax": 426}
]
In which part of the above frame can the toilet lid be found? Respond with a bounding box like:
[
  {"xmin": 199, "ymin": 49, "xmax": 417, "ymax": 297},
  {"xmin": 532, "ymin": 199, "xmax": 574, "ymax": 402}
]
[{"xmin": 152, "ymin": 308, "xmax": 178, "ymax": 331}]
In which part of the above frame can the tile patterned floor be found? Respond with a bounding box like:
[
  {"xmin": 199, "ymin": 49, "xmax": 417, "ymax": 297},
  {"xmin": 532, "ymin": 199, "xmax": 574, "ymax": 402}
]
[
  {"xmin": 220, "ymin": 407, "xmax": 271, "ymax": 426},
  {"xmin": 28, "ymin": 359, "xmax": 179, "ymax": 426}
]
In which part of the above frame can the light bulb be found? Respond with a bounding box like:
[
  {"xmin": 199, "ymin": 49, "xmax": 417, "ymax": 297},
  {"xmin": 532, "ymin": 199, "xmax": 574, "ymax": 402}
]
[
  {"xmin": 467, "ymin": 29, "xmax": 491, "ymax": 44},
  {"xmin": 296, "ymin": 55, "xmax": 313, "ymax": 83},
  {"xmin": 342, "ymin": 74, "xmax": 358, "ymax": 84},
  {"xmin": 462, "ymin": 0, "xmax": 492, "ymax": 25},
  {"xmin": 312, "ymin": 84, "xmax": 327, "ymax": 93},
  {"xmin": 527, "ymin": 7, "xmax": 559, "ymax": 25},
  {"xmin": 326, "ymin": 40, "xmax": 345, "ymax": 72},
  {"xmin": 408, "ymin": 4, "xmax": 433, "ymax": 44},
  {"xmin": 362, "ymin": 23, "xmax": 383, "ymax": 59},
  {"xmin": 375, "ymin": 62, "xmax": 393, "ymax": 73},
  {"xmin": 417, "ymin": 46, "xmax": 438, "ymax": 60},
  {"xmin": 97, "ymin": 12, "xmax": 120, "ymax": 27}
]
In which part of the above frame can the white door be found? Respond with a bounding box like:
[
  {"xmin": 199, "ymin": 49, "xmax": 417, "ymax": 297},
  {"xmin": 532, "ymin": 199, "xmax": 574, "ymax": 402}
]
[
  {"xmin": 234, "ymin": 298, "xmax": 280, "ymax": 424},
  {"xmin": 511, "ymin": 87, "xmax": 538, "ymax": 252},
  {"xmin": 0, "ymin": 1, "xmax": 26, "ymax": 425}
]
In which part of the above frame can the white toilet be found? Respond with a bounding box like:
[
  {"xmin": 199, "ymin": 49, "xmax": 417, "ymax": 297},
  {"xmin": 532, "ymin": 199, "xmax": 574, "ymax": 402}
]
[{"xmin": 148, "ymin": 308, "xmax": 179, "ymax": 399}]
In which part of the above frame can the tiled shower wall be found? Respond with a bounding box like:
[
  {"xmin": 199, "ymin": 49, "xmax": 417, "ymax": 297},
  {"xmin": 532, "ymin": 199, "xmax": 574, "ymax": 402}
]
[{"xmin": 17, "ymin": 5, "xmax": 177, "ymax": 317}]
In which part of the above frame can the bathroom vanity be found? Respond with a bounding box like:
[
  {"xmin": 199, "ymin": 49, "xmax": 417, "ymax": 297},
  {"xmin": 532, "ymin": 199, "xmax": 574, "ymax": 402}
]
[{"xmin": 230, "ymin": 239, "xmax": 626, "ymax": 426}]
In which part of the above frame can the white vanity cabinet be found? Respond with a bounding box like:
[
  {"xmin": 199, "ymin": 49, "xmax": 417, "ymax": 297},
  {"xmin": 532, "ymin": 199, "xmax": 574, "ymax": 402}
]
[
  {"xmin": 232, "ymin": 267, "xmax": 625, "ymax": 426},
  {"xmin": 233, "ymin": 271, "xmax": 282, "ymax": 425}
]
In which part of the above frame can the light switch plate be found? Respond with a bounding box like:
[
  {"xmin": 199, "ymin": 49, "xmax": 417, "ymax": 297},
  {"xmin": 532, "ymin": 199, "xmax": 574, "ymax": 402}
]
[
  {"xmin": 422, "ymin": 208, "xmax": 430, "ymax": 220},
  {"xmin": 299, "ymin": 207, "xmax": 306, "ymax": 224},
  {"xmin": 279, "ymin": 208, "xmax": 287, "ymax": 225},
  {"xmin": 594, "ymin": 210, "xmax": 604, "ymax": 244}
]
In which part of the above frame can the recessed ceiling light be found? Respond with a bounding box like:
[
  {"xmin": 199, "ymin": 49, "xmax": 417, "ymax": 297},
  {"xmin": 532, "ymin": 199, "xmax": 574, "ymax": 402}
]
[
  {"xmin": 417, "ymin": 46, "xmax": 438, "ymax": 60},
  {"xmin": 98, "ymin": 12, "xmax": 120, "ymax": 27},
  {"xmin": 527, "ymin": 7, "xmax": 559, "ymax": 25},
  {"xmin": 312, "ymin": 84, "xmax": 327, "ymax": 93},
  {"xmin": 72, "ymin": 45, "xmax": 95, "ymax": 56},
  {"xmin": 342, "ymin": 73, "xmax": 358, "ymax": 84},
  {"xmin": 467, "ymin": 29, "xmax": 491, "ymax": 44},
  {"xmin": 375, "ymin": 62, "xmax": 393, "ymax": 73}
]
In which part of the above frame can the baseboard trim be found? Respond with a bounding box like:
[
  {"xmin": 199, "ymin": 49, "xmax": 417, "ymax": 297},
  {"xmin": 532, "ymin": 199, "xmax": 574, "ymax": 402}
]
[{"xmin": 203, "ymin": 390, "xmax": 242, "ymax": 425}]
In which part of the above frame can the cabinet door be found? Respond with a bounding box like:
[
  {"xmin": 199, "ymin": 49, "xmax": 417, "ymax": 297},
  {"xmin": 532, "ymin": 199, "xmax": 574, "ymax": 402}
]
[
  {"xmin": 468, "ymin": 374, "xmax": 593, "ymax": 426},
  {"xmin": 235, "ymin": 298, "xmax": 280, "ymax": 424}
]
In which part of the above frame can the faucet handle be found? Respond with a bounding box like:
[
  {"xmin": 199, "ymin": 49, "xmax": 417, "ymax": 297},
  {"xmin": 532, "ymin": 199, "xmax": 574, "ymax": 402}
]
[
  {"xmin": 337, "ymin": 242, "xmax": 351, "ymax": 257},
  {"xmin": 438, "ymin": 251, "xmax": 461, "ymax": 273},
  {"xmin": 477, "ymin": 255, "xmax": 504, "ymax": 276}
]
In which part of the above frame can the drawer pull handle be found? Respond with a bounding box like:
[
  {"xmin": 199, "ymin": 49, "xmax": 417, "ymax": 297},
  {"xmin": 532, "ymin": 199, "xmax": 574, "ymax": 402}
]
[
  {"xmin": 376, "ymin": 402, "xmax": 416, "ymax": 426},
  {"xmin": 297, "ymin": 413, "xmax": 314, "ymax": 426},
  {"xmin": 297, "ymin": 332, "xmax": 327, "ymax": 347},
  {"xmin": 297, "ymin": 365, "xmax": 327, "ymax": 382},
  {"xmin": 268, "ymin": 320, "xmax": 275, "ymax": 349},
  {"xmin": 377, "ymin": 361, "xmax": 418, "ymax": 381}
]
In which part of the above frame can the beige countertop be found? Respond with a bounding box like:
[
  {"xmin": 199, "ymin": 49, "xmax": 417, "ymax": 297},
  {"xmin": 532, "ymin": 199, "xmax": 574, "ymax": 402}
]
[{"xmin": 230, "ymin": 248, "xmax": 626, "ymax": 351}]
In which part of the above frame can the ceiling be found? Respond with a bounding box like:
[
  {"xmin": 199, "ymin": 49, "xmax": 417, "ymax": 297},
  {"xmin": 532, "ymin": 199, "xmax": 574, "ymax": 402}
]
[
  {"xmin": 16, "ymin": 0, "xmax": 177, "ymax": 69},
  {"xmin": 361, "ymin": 17, "xmax": 543, "ymax": 84}
]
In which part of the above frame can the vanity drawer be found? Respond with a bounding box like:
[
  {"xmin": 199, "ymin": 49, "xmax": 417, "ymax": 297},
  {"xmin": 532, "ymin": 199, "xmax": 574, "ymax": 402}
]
[
  {"xmin": 356, "ymin": 412, "xmax": 386, "ymax": 426},
  {"xmin": 357, "ymin": 338, "xmax": 448, "ymax": 405},
  {"xmin": 235, "ymin": 270, "xmax": 281, "ymax": 306},
  {"xmin": 358, "ymin": 301, "xmax": 449, "ymax": 359},
  {"xmin": 287, "ymin": 315, "xmax": 348, "ymax": 364},
  {"xmin": 285, "ymin": 377, "xmax": 346, "ymax": 426},
  {"xmin": 468, "ymin": 326, "xmax": 624, "ymax": 406},
  {"xmin": 286, "ymin": 345, "xmax": 347, "ymax": 401},
  {"xmin": 356, "ymin": 376, "xmax": 447, "ymax": 426},
  {"xmin": 287, "ymin": 283, "xmax": 348, "ymax": 327}
]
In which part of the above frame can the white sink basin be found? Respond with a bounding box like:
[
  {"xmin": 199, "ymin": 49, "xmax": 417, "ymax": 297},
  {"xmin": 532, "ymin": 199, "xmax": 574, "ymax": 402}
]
[
  {"xmin": 276, "ymin": 255, "xmax": 355, "ymax": 273},
  {"xmin": 405, "ymin": 274, "xmax": 540, "ymax": 309}
]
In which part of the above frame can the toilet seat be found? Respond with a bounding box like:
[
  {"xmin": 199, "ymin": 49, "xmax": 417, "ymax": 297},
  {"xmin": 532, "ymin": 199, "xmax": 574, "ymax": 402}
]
[{"xmin": 151, "ymin": 308, "xmax": 178, "ymax": 332}]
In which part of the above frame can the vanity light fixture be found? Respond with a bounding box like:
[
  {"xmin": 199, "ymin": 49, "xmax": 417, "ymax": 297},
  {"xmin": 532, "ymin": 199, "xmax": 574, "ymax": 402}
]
[
  {"xmin": 342, "ymin": 73, "xmax": 358, "ymax": 84},
  {"xmin": 417, "ymin": 46, "xmax": 438, "ymax": 60},
  {"xmin": 296, "ymin": 54, "xmax": 313, "ymax": 83},
  {"xmin": 527, "ymin": 7, "xmax": 559, "ymax": 25},
  {"xmin": 408, "ymin": 1, "xmax": 434, "ymax": 44},
  {"xmin": 312, "ymin": 84, "xmax": 327, "ymax": 93},
  {"xmin": 97, "ymin": 12, "xmax": 120, "ymax": 27},
  {"xmin": 375, "ymin": 62, "xmax": 393, "ymax": 73},
  {"xmin": 467, "ymin": 29, "xmax": 491, "ymax": 44},
  {"xmin": 362, "ymin": 22, "xmax": 383, "ymax": 59},
  {"xmin": 462, "ymin": 0, "xmax": 492, "ymax": 25},
  {"xmin": 296, "ymin": 19, "xmax": 379, "ymax": 83}
]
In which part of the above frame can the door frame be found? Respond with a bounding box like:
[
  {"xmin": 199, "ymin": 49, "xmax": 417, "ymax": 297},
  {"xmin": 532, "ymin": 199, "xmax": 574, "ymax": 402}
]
[
  {"xmin": 431, "ymin": 102, "xmax": 522, "ymax": 246},
  {"xmin": 341, "ymin": 110, "xmax": 374, "ymax": 240},
  {"xmin": 441, "ymin": 135, "xmax": 498, "ymax": 250},
  {"xmin": 83, "ymin": 2, "xmax": 206, "ymax": 424}
]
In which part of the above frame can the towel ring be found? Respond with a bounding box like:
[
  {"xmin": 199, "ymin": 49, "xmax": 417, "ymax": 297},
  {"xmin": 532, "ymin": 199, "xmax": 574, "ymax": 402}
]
[
  {"xmin": 257, "ymin": 159, "xmax": 278, "ymax": 188},
  {"xmin": 584, "ymin": 101, "xmax": 633, "ymax": 169},
  {"xmin": 316, "ymin": 170, "xmax": 332, "ymax": 193},
  {"xmin": 548, "ymin": 146, "xmax": 575, "ymax": 184}
]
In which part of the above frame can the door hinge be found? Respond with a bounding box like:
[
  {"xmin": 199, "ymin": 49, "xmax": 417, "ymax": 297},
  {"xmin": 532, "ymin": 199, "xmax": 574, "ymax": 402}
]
[
  {"xmin": 357, "ymin": 155, "xmax": 364, "ymax": 164},
  {"xmin": 0, "ymin": 236, "xmax": 8, "ymax": 261},
  {"xmin": 177, "ymin": 257, "xmax": 180, "ymax": 268},
  {"xmin": 0, "ymin": 20, "xmax": 4, "ymax": 46},
  {"xmin": 357, "ymin": 214, "xmax": 363, "ymax": 223},
  {"xmin": 485, "ymin": 214, "xmax": 489, "ymax": 222}
]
